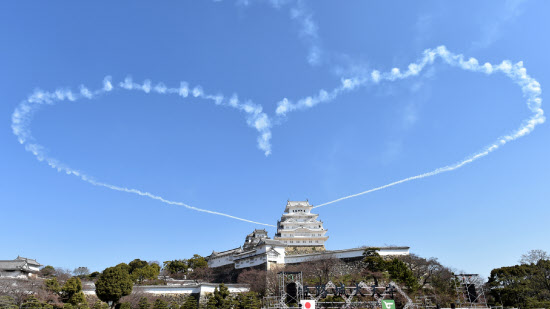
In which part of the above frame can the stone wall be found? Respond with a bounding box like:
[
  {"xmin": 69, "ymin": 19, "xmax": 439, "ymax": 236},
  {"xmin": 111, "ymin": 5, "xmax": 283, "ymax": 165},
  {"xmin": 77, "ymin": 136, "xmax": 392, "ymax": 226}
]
[{"xmin": 285, "ymin": 246, "xmax": 326, "ymax": 255}]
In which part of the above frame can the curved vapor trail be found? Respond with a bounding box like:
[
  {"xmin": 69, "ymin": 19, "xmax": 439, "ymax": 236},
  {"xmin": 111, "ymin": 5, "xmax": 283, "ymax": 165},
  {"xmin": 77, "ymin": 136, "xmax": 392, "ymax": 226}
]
[
  {"xmin": 274, "ymin": 46, "xmax": 544, "ymax": 209},
  {"xmin": 11, "ymin": 76, "xmax": 276, "ymax": 227},
  {"xmin": 10, "ymin": 47, "xmax": 544, "ymax": 223}
]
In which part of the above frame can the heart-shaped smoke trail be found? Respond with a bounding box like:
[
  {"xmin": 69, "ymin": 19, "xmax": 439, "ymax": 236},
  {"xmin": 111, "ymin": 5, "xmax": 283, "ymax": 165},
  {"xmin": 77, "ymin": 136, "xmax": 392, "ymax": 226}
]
[
  {"xmin": 10, "ymin": 46, "xmax": 544, "ymax": 224},
  {"xmin": 274, "ymin": 46, "xmax": 545, "ymax": 209}
]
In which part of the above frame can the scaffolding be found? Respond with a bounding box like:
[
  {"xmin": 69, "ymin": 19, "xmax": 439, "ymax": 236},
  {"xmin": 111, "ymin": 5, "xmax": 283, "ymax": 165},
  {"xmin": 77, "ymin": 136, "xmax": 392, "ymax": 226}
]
[
  {"xmin": 277, "ymin": 271, "xmax": 304, "ymax": 308},
  {"xmin": 453, "ymin": 274, "xmax": 488, "ymax": 308}
]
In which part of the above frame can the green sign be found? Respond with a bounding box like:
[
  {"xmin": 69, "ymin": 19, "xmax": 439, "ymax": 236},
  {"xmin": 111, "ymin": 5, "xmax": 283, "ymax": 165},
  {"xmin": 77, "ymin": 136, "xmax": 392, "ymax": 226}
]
[{"xmin": 381, "ymin": 300, "xmax": 396, "ymax": 309}]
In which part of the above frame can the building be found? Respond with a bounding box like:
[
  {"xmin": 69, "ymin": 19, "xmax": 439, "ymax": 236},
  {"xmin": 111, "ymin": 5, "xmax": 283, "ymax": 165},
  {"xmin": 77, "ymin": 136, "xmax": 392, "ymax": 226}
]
[
  {"xmin": 0, "ymin": 256, "xmax": 42, "ymax": 279},
  {"xmin": 274, "ymin": 201, "xmax": 329, "ymax": 251},
  {"xmin": 82, "ymin": 280, "xmax": 249, "ymax": 296},
  {"xmin": 208, "ymin": 229, "xmax": 286, "ymax": 270},
  {"xmin": 207, "ymin": 201, "xmax": 410, "ymax": 271}
]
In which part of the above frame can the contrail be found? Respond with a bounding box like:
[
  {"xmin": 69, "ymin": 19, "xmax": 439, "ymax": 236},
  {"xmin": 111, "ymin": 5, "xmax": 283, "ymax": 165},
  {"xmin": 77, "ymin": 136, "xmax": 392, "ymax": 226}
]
[
  {"xmin": 11, "ymin": 76, "xmax": 275, "ymax": 227},
  {"xmin": 298, "ymin": 46, "xmax": 544, "ymax": 208},
  {"xmin": 235, "ymin": 0, "xmax": 323, "ymax": 66},
  {"xmin": 11, "ymin": 49, "xmax": 544, "ymax": 222}
]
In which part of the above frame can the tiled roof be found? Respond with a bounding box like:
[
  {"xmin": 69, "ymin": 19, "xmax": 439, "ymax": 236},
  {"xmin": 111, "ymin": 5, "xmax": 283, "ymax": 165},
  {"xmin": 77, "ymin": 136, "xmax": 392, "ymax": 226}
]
[
  {"xmin": 16, "ymin": 256, "xmax": 42, "ymax": 266},
  {"xmin": 0, "ymin": 258, "xmax": 40, "ymax": 272}
]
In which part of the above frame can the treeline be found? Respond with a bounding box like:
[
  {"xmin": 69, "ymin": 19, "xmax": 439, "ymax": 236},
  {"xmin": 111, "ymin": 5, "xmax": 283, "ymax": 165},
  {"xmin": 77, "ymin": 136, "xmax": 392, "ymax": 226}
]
[
  {"xmin": 487, "ymin": 249, "xmax": 550, "ymax": 308},
  {"xmin": 2, "ymin": 250, "xmax": 550, "ymax": 309}
]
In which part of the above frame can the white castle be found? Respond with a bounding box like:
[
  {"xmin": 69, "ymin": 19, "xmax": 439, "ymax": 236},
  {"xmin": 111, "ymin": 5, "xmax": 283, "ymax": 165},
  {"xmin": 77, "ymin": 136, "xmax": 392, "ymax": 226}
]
[
  {"xmin": 207, "ymin": 201, "xmax": 409, "ymax": 270},
  {"xmin": 274, "ymin": 201, "xmax": 329, "ymax": 249}
]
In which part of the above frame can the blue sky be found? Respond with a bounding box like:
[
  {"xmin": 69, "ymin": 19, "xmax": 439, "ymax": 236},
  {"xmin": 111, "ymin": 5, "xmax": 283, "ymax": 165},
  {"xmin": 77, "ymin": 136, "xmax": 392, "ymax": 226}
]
[{"xmin": 1, "ymin": 1, "xmax": 549, "ymax": 279}]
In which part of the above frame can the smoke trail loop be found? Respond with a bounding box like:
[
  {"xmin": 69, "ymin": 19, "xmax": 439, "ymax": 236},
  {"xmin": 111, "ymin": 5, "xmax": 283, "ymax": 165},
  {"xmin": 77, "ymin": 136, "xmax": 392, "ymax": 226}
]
[
  {"xmin": 308, "ymin": 46, "xmax": 544, "ymax": 208},
  {"xmin": 11, "ymin": 76, "xmax": 275, "ymax": 227}
]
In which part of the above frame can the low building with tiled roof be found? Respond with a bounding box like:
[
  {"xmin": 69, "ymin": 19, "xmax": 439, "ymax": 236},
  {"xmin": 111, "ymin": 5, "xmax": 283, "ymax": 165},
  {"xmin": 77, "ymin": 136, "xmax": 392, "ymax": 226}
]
[{"xmin": 0, "ymin": 256, "xmax": 42, "ymax": 279}]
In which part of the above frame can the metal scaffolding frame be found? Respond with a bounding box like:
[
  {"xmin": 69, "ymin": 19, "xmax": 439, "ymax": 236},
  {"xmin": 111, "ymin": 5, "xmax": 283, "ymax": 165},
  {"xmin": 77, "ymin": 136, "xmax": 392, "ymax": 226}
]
[
  {"xmin": 453, "ymin": 274, "xmax": 488, "ymax": 308},
  {"xmin": 277, "ymin": 271, "xmax": 304, "ymax": 308}
]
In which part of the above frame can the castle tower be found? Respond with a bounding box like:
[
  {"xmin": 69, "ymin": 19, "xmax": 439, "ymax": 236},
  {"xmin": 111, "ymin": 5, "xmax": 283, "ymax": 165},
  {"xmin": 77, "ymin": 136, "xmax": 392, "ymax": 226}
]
[{"xmin": 274, "ymin": 201, "xmax": 328, "ymax": 252}]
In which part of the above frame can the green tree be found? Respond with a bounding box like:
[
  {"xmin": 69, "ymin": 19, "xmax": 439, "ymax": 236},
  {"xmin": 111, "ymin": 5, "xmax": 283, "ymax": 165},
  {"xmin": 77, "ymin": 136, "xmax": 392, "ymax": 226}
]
[
  {"xmin": 363, "ymin": 248, "xmax": 387, "ymax": 286},
  {"xmin": 60, "ymin": 277, "xmax": 88, "ymax": 308},
  {"xmin": 95, "ymin": 266, "xmax": 133, "ymax": 309},
  {"xmin": 233, "ymin": 292, "xmax": 261, "ymax": 309},
  {"xmin": 131, "ymin": 265, "xmax": 159, "ymax": 284},
  {"xmin": 44, "ymin": 277, "xmax": 62, "ymax": 294},
  {"xmin": 117, "ymin": 303, "xmax": 131, "ymax": 309},
  {"xmin": 181, "ymin": 296, "xmax": 197, "ymax": 309},
  {"xmin": 91, "ymin": 301, "xmax": 106, "ymax": 309},
  {"xmin": 152, "ymin": 299, "xmax": 167, "ymax": 309},
  {"xmin": 208, "ymin": 284, "xmax": 231, "ymax": 309},
  {"xmin": 137, "ymin": 298, "xmax": 150, "ymax": 309},
  {"xmin": 162, "ymin": 260, "xmax": 187, "ymax": 274},
  {"xmin": 40, "ymin": 266, "xmax": 56, "ymax": 278},
  {"xmin": 128, "ymin": 260, "xmax": 149, "ymax": 273},
  {"xmin": 0, "ymin": 295, "xmax": 18, "ymax": 309},
  {"xmin": 21, "ymin": 296, "xmax": 42, "ymax": 309},
  {"xmin": 187, "ymin": 255, "xmax": 207, "ymax": 270},
  {"xmin": 386, "ymin": 258, "xmax": 420, "ymax": 291},
  {"xmin": 89, "ymin": 272, "xmax": 100, "ymax": 280}
]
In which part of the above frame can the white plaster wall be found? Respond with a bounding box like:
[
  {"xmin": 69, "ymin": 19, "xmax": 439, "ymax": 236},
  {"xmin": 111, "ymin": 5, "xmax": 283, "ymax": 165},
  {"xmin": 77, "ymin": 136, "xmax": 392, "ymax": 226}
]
[
  {"xmin": 83, "ymin": 283, "xmax": 249, "ymax": 296},
  {"xmin": 285, "ymin": 248, "xmax": 409, "ymax": 264}
]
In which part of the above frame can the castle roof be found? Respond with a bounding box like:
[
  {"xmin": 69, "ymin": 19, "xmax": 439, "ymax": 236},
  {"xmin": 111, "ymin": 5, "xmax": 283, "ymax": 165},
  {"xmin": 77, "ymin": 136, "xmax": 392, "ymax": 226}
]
[
  {"xmin": 284, "ymin": 200, "xmax": 313, "ymax": 212},
  {"xmin": 0, "ymin": 257, "xmax": 42, "ymax": 272}
]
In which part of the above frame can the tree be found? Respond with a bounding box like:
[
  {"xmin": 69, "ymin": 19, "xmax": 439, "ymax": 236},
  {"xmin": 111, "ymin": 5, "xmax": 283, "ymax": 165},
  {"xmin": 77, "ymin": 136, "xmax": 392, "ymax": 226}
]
[
  {"xmin": 61, "ymin": 277, "xmax": 88, "ymax": 307},
  {"xmin": 363, "ymin": 248, "xmax": 387, "ymax": 286},
  {"xmin": 0, "ymin": 295, "xmax": 18, "ymax": 309},
  {"xmin": 95, "ymin": 266, "xmax": 133, "ymax": 309},
  {"xmin": 126, "ymin": 260, "xmax": 160, "ymax": 284},
  {"xmin": 386, "ymin": 259, "xmax": 420, "ymax": 291},
  {"xmin": 488, "ymin": 264, "xmax": 533, "ymax": 308},
  {"xmin": 128, "ymin": 260, "xmax": 149, "ymax": 274},
  {"xmin": 162, "ymin": 260, "xmax": 188, "ymax": 275},
  {"xmin": 233, "ymin": 292, "xmax": 261, "ymax": 309},
  {"xmin": 398, "ymin": 254, "xmax": 442, "ymax": 289},
  {"xmin": 206, "ymin": 284, "xmax": 231, "ymax": 309},
  {"xmin": 152, "ymin": 299, "xmax": 167, "ymax": 309},
  {"xmin": 40, "ymin": 266, "xmax": 56, "ymax": 278},
  {"xmin": 44, "ymin": 278, "xmax": 62, "ymax": 294},
  {"xmin": 187, "ymin": 255, "xmax": 207, "ymax": 270},
  {"xmin": 520, "ymin": 249, "xmax": 550, "ymax": 265},
  {"xmin": 237, "ymin": 269, "xmax": 267, "ymax": 296},
  {"xmin": 21, "ymin": 295, "xmax": 43, "ymax": 309},
  {"xmin": 73, "ymin": 267, "xmax": 90, "ymax": 278},
  {"xmin": 117, "ymin": 303, "xmax": 130, "ymax": 309},
  {"xmin": 181, "ymin": 296, "xmax": 197, "ymax": 309},
  {"xmin": 137, "ymin": 297, "xmax": 150, "ymax": 309}
]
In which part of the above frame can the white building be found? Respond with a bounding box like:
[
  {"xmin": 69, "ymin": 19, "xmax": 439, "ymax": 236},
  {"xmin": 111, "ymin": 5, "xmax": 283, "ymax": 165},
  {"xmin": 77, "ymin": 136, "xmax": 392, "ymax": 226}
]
[
  {"xmin": 208, "ymin": 229, "xmax": 286, "ymax": 270},
  {"xmin": 274, "ymin": 201, "xmax": 329, "ymax": 249},
  {"xmin": 0, "ymin": 256, "xmax": 42, "ymax": 279},
  {"xmin": 82, "ymin": 280, "xmax": 249, "ymax": 296},
  {"xmin": 207, "ymin": 201, "xmax": 410, "ymax": 270}
]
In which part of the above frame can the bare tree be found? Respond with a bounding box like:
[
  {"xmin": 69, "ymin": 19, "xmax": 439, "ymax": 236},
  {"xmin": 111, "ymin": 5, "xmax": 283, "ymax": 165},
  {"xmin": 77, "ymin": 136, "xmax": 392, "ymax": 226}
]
[
  {"xmin": 294, "ymin": 255, "xmax": 342, "ymax": 285},
  {"xmin": 73, "ymin": 267, "xmax": 90, "ymax": 277},
  {"xmin": 519, "ymin": 249, "xmax": 550, "ymax": 265},
  {"xmin": 237, "ymin": 269, "xmax": 267, "ymax": 296},
  {"xmin": 398, "ymin": 254, "xmax": 443, "ymax": 288}
]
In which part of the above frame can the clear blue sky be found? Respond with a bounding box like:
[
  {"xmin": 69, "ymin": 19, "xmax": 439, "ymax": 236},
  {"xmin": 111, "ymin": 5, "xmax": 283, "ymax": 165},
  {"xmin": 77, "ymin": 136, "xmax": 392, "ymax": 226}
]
[{"xmin": 1, "ymin": 1, "xmax": 549, "ymax": 279}]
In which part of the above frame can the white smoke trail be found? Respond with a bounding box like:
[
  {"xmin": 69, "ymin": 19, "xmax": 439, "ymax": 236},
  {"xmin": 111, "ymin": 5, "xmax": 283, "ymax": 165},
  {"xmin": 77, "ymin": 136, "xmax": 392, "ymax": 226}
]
[
  {"xmin": 235, "ymin": 0, "xmax": 323, "ymax": 66},
  {"xmin": 304, "ymin": 46, "xmax": 544, "ymax": 208},
  {"xmin": 11, "ymin": 48, "xmax": 544, "ymax": 222},
  {"xmin": 11, "ymin": 76, "xmax": 276, "ymax": 227}
]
